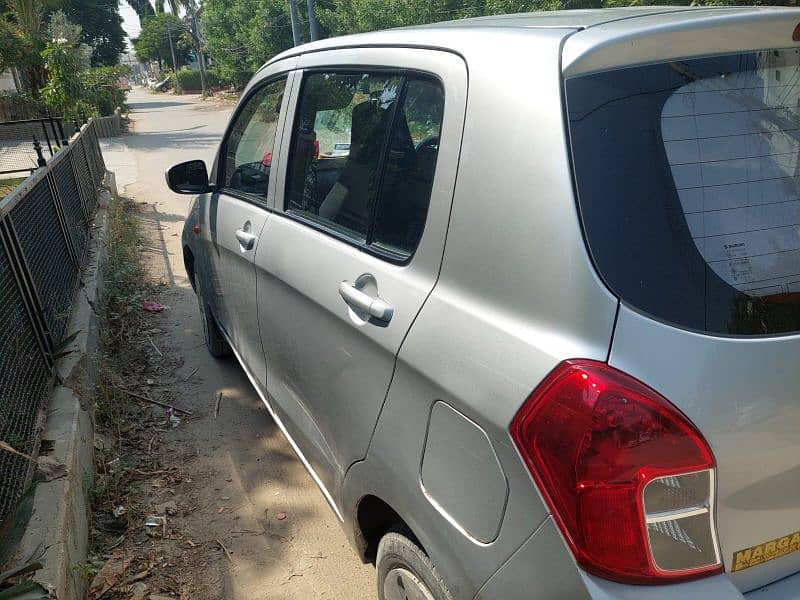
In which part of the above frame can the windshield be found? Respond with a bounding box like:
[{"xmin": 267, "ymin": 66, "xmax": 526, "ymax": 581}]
[{"xmin": 566, "ymin": 48, "xmax": 800, "ymax": 335}]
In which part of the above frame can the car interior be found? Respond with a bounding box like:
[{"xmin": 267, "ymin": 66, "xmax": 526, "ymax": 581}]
[{"xmin": 286, "ymin": 77, "xmax": 440, "ymax": 254}]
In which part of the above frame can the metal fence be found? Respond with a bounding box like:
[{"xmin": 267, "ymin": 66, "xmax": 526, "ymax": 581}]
[
  {"xmin": 0, "ymin": 110, "xmax": 120, "ymax": 176},
  {"xmin": 0, "ymin": 119, "xmax": 105, "ymax": 531},
  {"xmin": 0, "ymin": 115, "xmax": 73, "ymax": 176}
]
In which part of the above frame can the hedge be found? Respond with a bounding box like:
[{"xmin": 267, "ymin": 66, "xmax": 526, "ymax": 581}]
[{"xmin": 174, "ymin": 67, "xmax": 231, "ymax": 91}]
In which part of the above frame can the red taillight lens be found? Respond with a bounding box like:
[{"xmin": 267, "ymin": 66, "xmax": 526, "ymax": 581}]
[{"xmin": 510, "ymin": 360, "xmax": 722, "ymax": 584}]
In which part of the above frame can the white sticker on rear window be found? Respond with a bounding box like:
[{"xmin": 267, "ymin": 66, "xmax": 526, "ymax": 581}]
[{"xmin": 663, "ymin": 49, "xmax": 800, "ymax": 297}]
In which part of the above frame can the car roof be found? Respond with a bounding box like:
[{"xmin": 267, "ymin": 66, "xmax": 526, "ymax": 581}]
[
  {"xmin": 411, "ymin": 6, "xmax": 712, "ymax": 29},
  {"xmin": 261, "ymin": 6, "xmax": 800, "ymax": 75}
]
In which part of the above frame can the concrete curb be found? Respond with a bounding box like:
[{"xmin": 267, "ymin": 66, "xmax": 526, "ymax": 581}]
[{"xmin": 9, "ymin": 173, "xmax": 114, "ymax": 599}]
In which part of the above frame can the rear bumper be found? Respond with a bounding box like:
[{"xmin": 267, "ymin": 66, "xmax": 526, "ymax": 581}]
[{"xmin": 745, "ymin": 570, "xmax": 800, "ymax": 600}]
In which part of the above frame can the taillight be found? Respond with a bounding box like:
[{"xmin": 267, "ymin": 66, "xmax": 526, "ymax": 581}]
[{"xmin": 510, "ymin": 360, "xmax": 722, "ymax": 584}]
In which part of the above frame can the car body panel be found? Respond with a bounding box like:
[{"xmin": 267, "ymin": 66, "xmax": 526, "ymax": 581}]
[
  {"xmin": 208, "ymin": 195, "xmax": 270, "ymax": 383},
  {"xmin": 610, "ymin": 305, "xmax": 800, "ymax": 592},
  {"xmin": 255, "ymin": 48, "xmax": 468, "ymax": 504},
  {"xmin": 562, "ymin": 7, "xmax": 800, "ymax": 78},
  {"xmin": 474, "ymin": 517, "xmax": 590, "ymax": 600},
  {"xmin": 204, "ymin": 69, "xmax": 295, "ymax": 387},
  {"xmin": 421, "ymin": 401, "xmax": 509, "ymax": 544}
]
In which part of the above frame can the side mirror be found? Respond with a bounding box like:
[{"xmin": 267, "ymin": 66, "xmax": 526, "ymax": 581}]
[{"xmin": 166, "ymin": 160, "xmax": 210, "ymax": 194}]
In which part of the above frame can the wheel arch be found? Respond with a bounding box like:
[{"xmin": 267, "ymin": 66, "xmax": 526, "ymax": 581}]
[
  {"xmin": 355, "ymin": 494, "xmax": 426, "ymax": 563},
  {"xmin": 183, "ymin": 245, "xmax": 196, "ymax": 292}
]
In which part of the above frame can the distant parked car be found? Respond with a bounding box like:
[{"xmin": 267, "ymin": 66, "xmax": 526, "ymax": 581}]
[
  {"xmin": 151, "ymin": 77, "xmax": 172, "ymax": 92},
  {"xmin": 169, "ymin": 7, "xmax": 800, "ymax": 599}
]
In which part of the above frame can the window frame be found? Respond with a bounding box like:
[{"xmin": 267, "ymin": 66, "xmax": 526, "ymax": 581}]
[
  {"xmin": 281, "ymin": 67, "xmax": 445, "ymax": 266},
  {"xmin": 216, "ymin": 74, "xmax": 291, "ymax": 208}
]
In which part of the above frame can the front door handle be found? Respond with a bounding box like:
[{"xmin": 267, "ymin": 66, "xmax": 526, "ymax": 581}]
[
  {"xmin": 235, "ymin": 228, "xmax": 257, "ymax": 251},
  {"xmin": 339, "ymin": 282, "xmax": 393, "ymax": 323}
]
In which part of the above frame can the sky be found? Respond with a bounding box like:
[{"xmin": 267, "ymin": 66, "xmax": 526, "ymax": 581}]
[{"xmin": 120, "ymin": 2, "xmax": 143, "ymax": 50}]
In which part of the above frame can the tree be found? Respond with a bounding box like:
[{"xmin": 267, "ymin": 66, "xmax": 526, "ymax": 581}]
[
  {"xmin": 1, "ymin": 0, "xmax": 48, "ymax": 93},
  {"xmin": 315, "ymin": 0, "xmax": 489, "ymax": 35},
  {"xmin": 133, "ymin": 12, "xmax": 191, "ymax": 69},
  {"xmin": 125, "ymin": 0, "xmax": 154, "ymax": 24},
  {"xmin": 40, "ymin": 10, "xmax": 88, "ymax": 117},
  {"xmin": 198, "ymin": 0, "xmax": 800, "ymax": 90},
  {"xmin": 62, "ymin": 0, "xmax": 126, "ymax": 65},
  {"xmin": 201, "ymin": 0, "xmax": 293, "ymax": 87},
  {"xmin": 0, "ymin": 16, "xmax": 34, "ymax": 72}
]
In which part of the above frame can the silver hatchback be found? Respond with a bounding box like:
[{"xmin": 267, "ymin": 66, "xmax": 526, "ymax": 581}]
[{"xmin": 170, "ymin": 7, "xmax": 800, "ymax": 598}]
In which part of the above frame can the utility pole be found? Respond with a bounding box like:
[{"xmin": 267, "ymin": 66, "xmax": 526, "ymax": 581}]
[
  {"xmin": 306, "ymin": 0, "xmax": 320, "ymax": 41},
  {"xmin": 167, "ymin": 25, "xmax": 180, "ymax": 93},
  {"xmin": 288, "ymin": 0, "xmax": 301, "ymax": 46},
  {"xmin": 187, "ymin": 0, "xmax": 210, "ymax": 96}
]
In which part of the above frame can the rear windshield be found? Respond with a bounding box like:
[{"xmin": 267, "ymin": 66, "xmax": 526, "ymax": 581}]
[{"xmin": 566, "ymin": 48, "xmax": 800, "ymax": 335}]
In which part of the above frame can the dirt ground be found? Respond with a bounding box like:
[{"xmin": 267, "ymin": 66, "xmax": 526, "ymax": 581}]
[{"xmin": 90, "ymin": 90, "xmax": 375, "ymax": 600}]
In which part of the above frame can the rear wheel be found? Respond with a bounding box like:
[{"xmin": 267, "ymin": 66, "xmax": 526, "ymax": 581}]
[
  {"xmin": 377, "ymin": 531, "xmax": 452, "ymax": 600},
  {"xmin": 195, "ymin": 274, "xmax": 230, "ymax": 358}
]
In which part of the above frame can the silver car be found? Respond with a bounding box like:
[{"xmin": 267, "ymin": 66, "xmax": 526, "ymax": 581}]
[{"xmin": 169, "ymin": 7, "xmax": 800, "ymax": 598}]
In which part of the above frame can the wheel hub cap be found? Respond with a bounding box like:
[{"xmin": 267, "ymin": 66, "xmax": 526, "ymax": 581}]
[{"xmin": 383, "ymin": 567, "xmax": 435, "ymax": 600}]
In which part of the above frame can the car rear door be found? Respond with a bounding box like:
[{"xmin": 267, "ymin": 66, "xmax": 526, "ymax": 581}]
[
  {"xmin": 209, "ymin": 68, "xmax": 293, "ymax": 386},
  {"xmin": 255, "ymin": 48, "xmax": 467, "ymax": 505}
]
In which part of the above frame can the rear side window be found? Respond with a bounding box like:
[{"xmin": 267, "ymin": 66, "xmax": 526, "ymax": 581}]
[
  {"xmin": 284, "ymin": 71, "xmax": 444, "ymax": 261},
  {"xmin": 566, "ymin": 48, "xmax": 800, "ymax": 335}
]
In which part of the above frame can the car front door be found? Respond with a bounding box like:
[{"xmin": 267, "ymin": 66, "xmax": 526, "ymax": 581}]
[
  {"xmin": 256, "ymin": 49, "xmax": 467, "ymax": 508},
  {"xmin": 210, "ymin": 70, "xmax": 293, "ymax": 386}
]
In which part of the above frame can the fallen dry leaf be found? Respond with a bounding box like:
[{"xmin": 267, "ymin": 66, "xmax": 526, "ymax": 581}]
[{"xmin": 88, "ymin": 548, "xmax": 133, "ymax": 599}]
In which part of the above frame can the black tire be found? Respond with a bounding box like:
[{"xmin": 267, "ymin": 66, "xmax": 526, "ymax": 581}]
[
  {"xmin": 377, "ymin": 531, "xmax": 453, "ymax": 600},
  {"xmin": 195, "ymin": 274, "xmax": 231, "ymax": 358}
]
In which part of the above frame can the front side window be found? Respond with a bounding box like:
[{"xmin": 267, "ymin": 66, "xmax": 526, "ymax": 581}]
[
  {"xmin": 566, "ymin": 48, "xmax": 800, "ymax": 335},
  {"xmin": 222, "ymin": 77, "xmax": 287, "ymax": 199},
  {"xmin": 285, "ymin": 71, "xmax": 444, "ymax": 259}
]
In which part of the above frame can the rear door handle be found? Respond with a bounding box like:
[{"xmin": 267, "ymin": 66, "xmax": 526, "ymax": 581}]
[
  {"xmin": 235, "ymin": 229, "xmax": 257, "ymax": 251},
  {"xmin": 339, "ymin": 282, "xmax": 393, "ymax": 323}
]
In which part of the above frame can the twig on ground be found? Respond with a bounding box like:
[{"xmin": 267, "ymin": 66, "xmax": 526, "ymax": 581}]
[
  {"xmin": 116, "ymin": 387, "xmax": 194, "ymax": 415},
  {"xmin": 147, "ymin": 335, "xmax": 163, "ymax": 357},
  {"xmin": 133, "ymin": 468, "xmax": 167, "ymax": 476},
  {"xmin": 216, "ymin": 538, "xmax": 234, "ymax": 563},
  {"xmin": 0, "ymin": 440, "xmax": 35, "ymax": 462},
  {"xmin": 184, "ymin": 367, "xmax": 199, "ymax": 381},
  {"xmin": 126, "ymin": 568, "xmax": 152, "ymax": 583},
  {"xmin": 214, "ymin": 392, "xmax": 222, "ymax": 419}
]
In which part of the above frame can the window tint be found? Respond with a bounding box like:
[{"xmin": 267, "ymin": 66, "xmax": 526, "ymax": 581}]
[
  {"xmin": 222, "ymin": 78, "xmax": 287, "ymax": 199},
  {"xmin": 566, "ymin": 48, "xmax": 800, "ymax": 335},
  {"xmin": 285, "ymin": 71, "xmax": 444, "ymax": 258},
  {"xmin": 373, "ymin": 78, "xmax": 443, "ymax": 256}
]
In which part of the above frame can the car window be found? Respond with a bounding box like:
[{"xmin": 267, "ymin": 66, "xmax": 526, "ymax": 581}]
[
  {"xmin": 284, "ymin": 71, "xmax": 444, "ymax": 259},
  {"xmin": 222, "ymin": 77, "xmax": 287, "ymax": 200},
  {"xmin": 372, "ymin": 78, "xmax": 443, "ymax": 256},
  {"xmin": 566, "ymin": 48, "xmax": 800, "ymax": 335}
]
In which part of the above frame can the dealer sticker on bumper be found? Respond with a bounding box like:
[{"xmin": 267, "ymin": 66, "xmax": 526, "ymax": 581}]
[{"xmin": 733, "ymin": 531, "xmax": 800, "ymax": 572}]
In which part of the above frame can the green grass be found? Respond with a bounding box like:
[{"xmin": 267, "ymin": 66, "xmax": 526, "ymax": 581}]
[
  {"xmin": 92, "ymin": 196, "xmax": 150, "ymax": 513},
  {"xmin": 0, "ymin": 177, "xmax": 26, "ymax": 200},
  {"xmin": 96, "ymin": 196, "xmax": 148, "ymax": 427}
]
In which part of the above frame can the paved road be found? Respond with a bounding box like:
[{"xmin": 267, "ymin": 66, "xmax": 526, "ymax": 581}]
[{"xmin": 102, "ymin": 88, "xmax": 375, "ymax": 599}]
